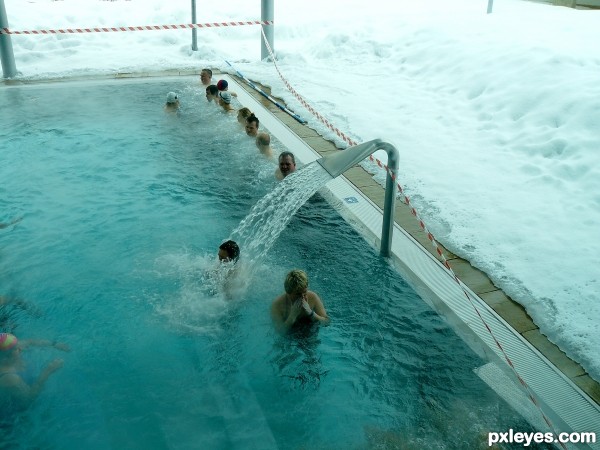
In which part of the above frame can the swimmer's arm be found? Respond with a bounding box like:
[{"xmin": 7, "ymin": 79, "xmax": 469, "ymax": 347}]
[
  {"xmin": 19, "ymin": 339, "xmax": 70, "ymax": 352},
  {"xmin": 309, "ymin": 292, "xmax": 330, "ymax": 325},
  {"xmin": 271, "ymin": 296, "xmax": 295, "ymax": 334}
]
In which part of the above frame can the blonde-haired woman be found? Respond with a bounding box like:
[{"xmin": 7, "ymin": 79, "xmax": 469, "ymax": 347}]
[{"xmin": 271, "ymin": 269, "xmax": 329, "ymax": 334}]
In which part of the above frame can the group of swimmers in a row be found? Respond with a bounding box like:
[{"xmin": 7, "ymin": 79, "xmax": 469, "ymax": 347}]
[
  {"xmin": 192, "ymin": 66, "xmax": 331, "ymax": 331},
  {"xmin": 165, "ymin": 68, "xmax": 299, "ymax": 181}
]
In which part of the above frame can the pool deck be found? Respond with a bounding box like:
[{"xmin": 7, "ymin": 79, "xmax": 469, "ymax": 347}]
[
  {"xmin": 3, "ymin": 68, "xmax": 598, "ymax": 427},
  {"xmin": 212, "ymin": 71, "xmax": 600, "ymax": 408}
]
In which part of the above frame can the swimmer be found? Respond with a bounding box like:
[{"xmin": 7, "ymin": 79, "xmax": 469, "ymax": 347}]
[
  {"xmin": 255, "ymin": 132, "xmax": 273, "ymax": 158},
  {"xmin": 205, "ymin": 85, "xmax": 219, "ymax": 105},
  {"xmin": 275, "ymin": 151, "xmax": 297, "ymax": 180},
  {"xmin": 237, "ymin": 107, "xmax": 252, "ymax": 126},
  {"xmin": 218, "ymin": 240, "xmax": 240, "ymax": 264},
  {"xmin": 271, "ymin": 269, "xmax": 329, "ymax": 334},
  {"xmin": 217, "ymin": 240, "xmax": 241, "ymax": 298},
  {"xmin": 164, "ymin": 92, "xmax": 180, "ymax": 112},
  {"xmin": 0, "ymin": 333, "xmax": 69, "ymax": 412},
  {"xmin": 200, "ymin": 68, "xmax": 213, "ymax": 86},
  {"xmin": 245, "ymin": 114, "xmax": 260, "ymax": 137},
  {"xmin": 218, "ymin": 92, "xmax": 235, "ymax": 112},
  {"xmin": 216, "ymin": 79, "xmax": 237, "ymax": 98}
]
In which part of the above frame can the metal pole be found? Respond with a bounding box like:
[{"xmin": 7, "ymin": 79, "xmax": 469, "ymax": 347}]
[
  {"xmin": 0, "ymin": 0, "xmax": 17, "ymax": 78},
  {"xmin": 316, "ymin": 139, "xmax": 400, "ymax": 257},
  {"xmin": 487, "ymin": 0, "xmax": 494, "ymax": 14},
  {"xmin": 380, "ymin": 142, "xmax": 399, "ymax": 257},
  {"xmin": 191, "ymin": 0, "xmax": 198, "ymax": 51},
  {"xmin": 261, "ymin": 0, "xmax": 274, "ymax": 61}
]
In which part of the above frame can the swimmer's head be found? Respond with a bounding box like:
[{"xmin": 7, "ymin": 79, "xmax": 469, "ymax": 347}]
[
  {"xmin": 218, "ymin": 240, "xmax": 240, "ymax": 263},
  {"xmin": 166, "ymin": 92, "xmax": 179, "ymax": 104},
  {"xmin": 0, "ymin": 333, "xmax": 18, "ymax": 351},
  {"xmin": 237, "ymin": 107, "xmax": 252, "ymax": 124},
  {"xmin": 216, "ymin": 79, "xmax": 228, "ymax": 91},
  {"xmin": 218, "ymin": 91, "xmax": 232, "ymax": 105},
  {"xmin": 284, "ymin": 269, "xmax": 308, "ymax": 295}
]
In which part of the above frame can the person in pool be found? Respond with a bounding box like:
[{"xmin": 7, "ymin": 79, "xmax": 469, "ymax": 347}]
[
  {"xmin": 216, "ymin": 79, "xmax": 237, "ymax": 98},
  {"xmin": 271, "ymin": 269, "xmax": 329, "ymax": 334},
  {"xmin": 237, "ymin": 107, "xmax": 252, "ymax": 127},
  {"xmin": 255, "ymin": 132, "xmax": 273, "ymax": 159},
  {"xmin": 218, "ymin": 92, "xmax": 235, "ymax": 112},
  {"xmin": 275, "ymin": 151, "xmax": 297, "ymax": 180},
  {"xmin": 164, "ymin": 92, "xmax": 180, "ymax": 112},
  {"xmin": 200, "ymin": 68, "xmax": 213, "ymax": 86},
  {"xmin": 205, "ymin": 85, "xmax": 219, "ymax": 105},
  {"xmin": 245, "ymin": 114, "xmax": 260, "ymax": 137},
  {"xmin": 216, "ymin": 240, "xmax": 241, "ymax": 298},
  {"xmin": 0, "ymin": 333, "xmax": 69, "ymax": 412},
  {"xmin": 218, "ymin": 240, "xmax": 240, "ymax": 264}
]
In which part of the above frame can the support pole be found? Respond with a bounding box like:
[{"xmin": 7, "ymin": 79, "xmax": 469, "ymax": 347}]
[
  {"xmin": 380, "ymin": 143, "xmax": 399, "ymax": 257},
  {"xmin": 0, "ymin": 0, "xmax": 17, "ymax": 78},
  {"xmin": 487, "ymin": 0, "xmax": 494, "ymax": 14},
  {"xmin": 191, "ymin": 0, "xmax": 198, "ymax": 51},
  {"xmin": 261, "ymin": 0, "xmax": 274, "ymax": 61}
]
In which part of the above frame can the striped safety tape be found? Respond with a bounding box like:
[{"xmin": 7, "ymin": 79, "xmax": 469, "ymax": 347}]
[{"xmin": 0, "ymin": 20, "xmax": 272, "ymax": 36}]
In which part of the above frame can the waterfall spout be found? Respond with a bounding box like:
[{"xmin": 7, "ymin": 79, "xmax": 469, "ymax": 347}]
[{"xmin": 316, "ymin": 139, "xmax": 400, "ymax": 257}]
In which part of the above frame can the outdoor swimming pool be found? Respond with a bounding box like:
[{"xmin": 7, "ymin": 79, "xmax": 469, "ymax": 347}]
[{"xmin": 0, "ymin": 77, "xmax": 551, "ymax": 449}]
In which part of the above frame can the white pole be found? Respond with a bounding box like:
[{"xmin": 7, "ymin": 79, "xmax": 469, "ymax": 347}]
[
  {"xmin": 0, "ymin": 0, "xmax": 17, "ymax": 78},
  {"xmin": 261, "ymin": 0, "xmax": 274, "ymax": 60},
  {"xmin": 487, "ymin": 0, "xmax": 494, "ymax": 14},
  {"xmin": 191, "ymin": 0, "xmax": 198, "ymax": 51}
]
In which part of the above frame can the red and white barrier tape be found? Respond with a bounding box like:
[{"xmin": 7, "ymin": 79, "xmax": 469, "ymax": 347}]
[
  {"xmin": 0, "ymin": 20, "xmax": 272, "ymax": 36},
  {"xmin": 259, "ymin": 28, "xmax": 567, "ymax": 448}
]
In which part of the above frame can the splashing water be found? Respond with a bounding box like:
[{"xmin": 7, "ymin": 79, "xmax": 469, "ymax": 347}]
[{"xmin": 231, "ymin": 162, "xmax": 333, "ymax": 264}]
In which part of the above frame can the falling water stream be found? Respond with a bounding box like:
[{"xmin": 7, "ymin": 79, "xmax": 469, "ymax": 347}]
[{"xmin": 230, "ymin": 162, "xmax": 332, "ymax": 263}]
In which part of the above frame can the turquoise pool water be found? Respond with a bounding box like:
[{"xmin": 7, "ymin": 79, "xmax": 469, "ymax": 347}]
[{"xmin": 0, "ymin": 78, "xmax": 548, "ymax": 449}]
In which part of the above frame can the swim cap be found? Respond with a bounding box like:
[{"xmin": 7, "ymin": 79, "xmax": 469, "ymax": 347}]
[
  {"xmin": 218, "ymin": 91, "xmax": 232, "ymax": 104},
  {"xmin": 166, "ymin": 92, "xmax": 178, "ymax": 104},
  {"xmin": 216, "ymin": 79, "xmax": 228, "ymax": 91},
  {"xmin": 0, "ymin": 333, "xmax": 18, "ymax": 351}
]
